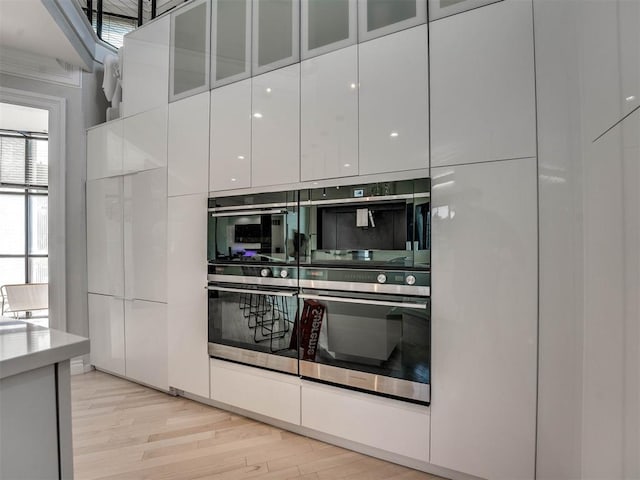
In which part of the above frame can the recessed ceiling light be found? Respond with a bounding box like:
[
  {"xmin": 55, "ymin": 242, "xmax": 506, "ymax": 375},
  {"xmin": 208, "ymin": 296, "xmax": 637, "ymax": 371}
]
[
  {"xmin": 390, "ymin": 132, "xmax": 399, "ymax": 138},
  {"xmin": 344, "ymin": 163, "xmax": 351, "ymax": 168},
  {"xmin": 266, "ymin": 88, "xmax": 272, "ymax": 93},
  {"xmin": 350, "ymin": 83, "xmax": 357, "ymax": 89},
  {"xmin": 237, "ymin": 155, "xmax": 245, "ymax": 160},
  {"xmin": 231, "ymin": 178, "xmax": 237, "ymax": 182},
  {"xmin": 626, "ymin": 95, "xmax": 636, "ymax": 102},
  {"xmin": 253, "ymin": 113, "xmax": 263, "ymax": 118}
]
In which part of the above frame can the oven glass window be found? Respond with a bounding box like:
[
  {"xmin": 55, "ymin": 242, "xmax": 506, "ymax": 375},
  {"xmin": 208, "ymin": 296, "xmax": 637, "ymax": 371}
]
[
  {"xmin": 208, "ymin": 286, "xmax": 298, "ymax": 358},
  {"xmin": 296, "ymin": 289, "xmax": 430, "ymax": 385}
]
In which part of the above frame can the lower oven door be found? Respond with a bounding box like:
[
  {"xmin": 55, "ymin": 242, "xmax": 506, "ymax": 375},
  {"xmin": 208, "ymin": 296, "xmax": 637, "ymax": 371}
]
[
  {"xmin": 297, "ymin": 289, "xmax": 430, "ymax": 404},
  {"xmin": 207, "ymin": 283, "xmax": 298, "ymax": 375}
]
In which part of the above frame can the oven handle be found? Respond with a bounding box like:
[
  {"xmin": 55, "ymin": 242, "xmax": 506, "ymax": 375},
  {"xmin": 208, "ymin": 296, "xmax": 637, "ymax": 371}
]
[
  {"xmin": 206, "ymin": 285, "xmax": 296, "ymax": 297},
  {"xmin": 298, "ymin": 294, "xmax": 427, "ymax": 310},
  {"xmin": 208, "ymin": 208, "xmax": 287, "ymax": 217}
]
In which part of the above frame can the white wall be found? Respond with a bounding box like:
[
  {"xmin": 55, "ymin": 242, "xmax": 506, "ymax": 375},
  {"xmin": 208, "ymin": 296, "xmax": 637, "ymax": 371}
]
[{"xmin": 534, "ymin": 1, "xmax": 640, "ymax": 478}]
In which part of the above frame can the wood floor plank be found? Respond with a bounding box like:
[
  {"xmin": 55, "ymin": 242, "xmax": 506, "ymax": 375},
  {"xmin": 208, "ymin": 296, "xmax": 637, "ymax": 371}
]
[{"xmin": 72, "ymin": 371, "xmax": 442, "ymax": 480}]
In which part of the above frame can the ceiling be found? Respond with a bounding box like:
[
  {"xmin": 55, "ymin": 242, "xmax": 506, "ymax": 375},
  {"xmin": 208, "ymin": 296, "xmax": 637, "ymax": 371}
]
[{"xmin": 0, "ymin": 0, "xmax": 89, "ymax": 68}]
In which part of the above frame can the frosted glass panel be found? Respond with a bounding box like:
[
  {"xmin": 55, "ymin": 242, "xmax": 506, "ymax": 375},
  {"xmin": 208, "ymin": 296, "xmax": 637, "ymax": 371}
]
[
  {"xmin": 257, "ymin": 0, "xmax": 294, "ymax": 67},
  {"xmin": 308, "ymin": 0, "xmax": 350, "ymax": 50},
  {"xmin": 28, "ymin": 195, "xmax": 47, "ymax": 255},
  {"xmin": 0, "ymin": 194, "xmax": 25, "ymax": 254},
  {"xmin": 367, "ymin": 0, "xmax": 416, "ymax": 32},
  {"xmin": 215, "ymin": 0, "xmax": 248, "ymax": 81},
  {"xmin": 173, "ymin": 2, "xmax": 208, "ymax": 96}
]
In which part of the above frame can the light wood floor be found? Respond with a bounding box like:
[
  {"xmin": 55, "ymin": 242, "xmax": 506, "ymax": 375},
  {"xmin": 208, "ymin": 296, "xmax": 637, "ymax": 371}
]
[{"xmin": 71, "ymin": 370, "xmax": 442, "ymax": 480}]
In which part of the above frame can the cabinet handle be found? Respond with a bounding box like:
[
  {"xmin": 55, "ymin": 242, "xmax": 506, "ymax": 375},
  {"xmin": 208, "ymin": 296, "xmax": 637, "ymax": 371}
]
[
  {"xmin": 298, "ymin": 294, "xmax": 427, "ymax": 310},
  {"xmin": 206, "ymin": 285, "xmax": 296, "ymax": 297}
]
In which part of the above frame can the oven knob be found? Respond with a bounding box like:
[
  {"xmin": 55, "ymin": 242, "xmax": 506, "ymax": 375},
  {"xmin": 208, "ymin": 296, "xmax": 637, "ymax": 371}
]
[
  {"xmin": 280, "ymin": 269, "xmax": 289, "ymax": 278},
  {"xmin": 260, "ymin": 268, "xmax": 271, "ymax": 277},
  {"xmin": 377, "ymin": 273, "xmax": 387, "ymax": 284},
  {"xmin": 405, "ymin": 275, "xmax": 416, "ymax": 286}
]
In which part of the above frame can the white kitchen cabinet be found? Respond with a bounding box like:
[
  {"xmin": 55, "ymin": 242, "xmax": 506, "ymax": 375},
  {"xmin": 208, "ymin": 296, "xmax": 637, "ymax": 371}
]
[
  {"xmin": 123, "ymin": 168, "xmax": 167, "ymax": 303},
  {"xmin": 168, "ymin": 194, "xmax": 209, "ymax": 399},
  {"xmin": 123, "ymin": 106, "xmax": 168, "ymax": 174},
  {"xmin": 357, "ymin": 0, "xmax": 427, "ymax": 43},
  {"xmin": 86, "ymin": 177, "xmax": 124, "ymax": 297},
  {"xmin": 251, "ymin": 65, "xmax": 300, "ymax": 187},
  {"xmin": 301, "ymin": 46, "xmax": 358, "ymax": 181},
  {"xmin": 168, "ymin": 91, "xmax": 210, "ymax": 196},
  {"xmin": 88, "ymin": 294, "xmax": 126, "ymax": 376},
  {"xmin": 301, "ymin": 0, "xmax": 357, "ymax": 59},
  {"xmin": 210, "ymin": 79, "xmax": 252, "ymax": 191},
  {"xmin": 125, "ymin": 299, "xmax": 168, "ymax": 390},
  {"xmin": 210, "ymin": 359, "xmax": 301, "ymax": 425},
  {"xmin": 122, "ymin": 15, "xmax": 170, "ymax": 117},
  {"xmin": 87, "ymin": 120, "xmax": 123, "ymax": 180},
  {"xmin": 428, "ymin": 0, "xmax": 501, "ymax": 21},
  {"xmin": 430, "ymin": 0, "xmax": 536, "ymax": 167},
  {"xmin": 301, "ymin": 381, "xmax": 430, "ymax": 462},
  {"xmin": 170, "ymin": 0, "xmax": 210, "ymax": 102},
  {"xmin": 252, "ymin": 0, "xmax": 300, "ymax": 76},
  {"xmin": 579, "ymin": 0, "xmax": 639, "ymax": 142},
  {"xmin": 358, "ymin": 26, "xmax": 428, "ymax": 175},
  {"xmin": 430, "ymin": 157, "xmax": 537, "ymax": 480},
  {"xmin": 211, "ymin": 0, "xmax": 252, "ymax": 88}
]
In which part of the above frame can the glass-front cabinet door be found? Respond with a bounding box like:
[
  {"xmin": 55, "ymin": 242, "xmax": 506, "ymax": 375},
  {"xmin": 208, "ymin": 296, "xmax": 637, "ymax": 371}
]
[
  {"xmin": 358, "ymin": 0, "xmax": 427, "ymax": 42},
  {"xmin": 170, "ymin": 0, "xmax": 211, "ymax": 101},
  {"xmin": 252, "ymin": 0, "xmax": 300, "ymax": 75},
  {"xmin": 211, "ymin": 0, "xmax": 252, "ymax": 88},
  {"xmin": 301, "ymin": 0, "xmax": 357, "ymax": 60}
]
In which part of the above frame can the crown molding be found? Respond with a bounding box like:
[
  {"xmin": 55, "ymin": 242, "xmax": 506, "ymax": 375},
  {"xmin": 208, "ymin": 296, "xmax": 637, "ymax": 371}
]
[{"xmin": 0, "ymin": 47, "xmax": 82, "ymax": 88}]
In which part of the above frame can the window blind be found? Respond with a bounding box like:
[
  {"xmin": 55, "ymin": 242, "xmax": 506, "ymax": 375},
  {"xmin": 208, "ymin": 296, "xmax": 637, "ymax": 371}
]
[{"xmin": 0, "ymin": 134, "xmax": 48, "ymax": 188}]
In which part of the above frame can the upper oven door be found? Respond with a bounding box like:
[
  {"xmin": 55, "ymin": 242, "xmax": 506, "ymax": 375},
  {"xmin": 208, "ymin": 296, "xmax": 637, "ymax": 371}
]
[
  {"xmin": 298, "ymin": 178, "xmax": 430, "ymax": 269},
  {"xmin": 208, "ymin": 191, "xmax": 298, "ymax": 265}
]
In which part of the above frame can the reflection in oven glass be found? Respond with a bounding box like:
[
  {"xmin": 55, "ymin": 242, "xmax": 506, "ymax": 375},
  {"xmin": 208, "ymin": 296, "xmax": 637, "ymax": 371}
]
[
  {"xmin": 299, "ymin": 298, "xmax": 430, "ymax": 385},
  {"xmin": 209, "ymin": 290, "xmax": 298, "ymax": 359}
]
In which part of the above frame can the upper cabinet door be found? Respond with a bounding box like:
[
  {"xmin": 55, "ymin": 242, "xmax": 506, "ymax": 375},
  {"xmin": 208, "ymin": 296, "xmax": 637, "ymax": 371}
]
[
  {"xmin": 122, "ymin": 16, "xmax": 170, "ymax": 117},
  {"xmin": 123, "ymin": 106, "xmax": 168, "ymax": 174},
  {"xmin": 301, "ymin": 0, "xmax": 357, "ymax": 60},
  {"xmin": 358, "ymin": 0, "xmax": 427, "ymax": 43},
  {"xmin": 86, "ymin": 177, "xmax": 124, "ymax": 297},
  {"xmin": 211, "ymin": 0, "xmax": 252, "ymax": 88},
  {"xmin": 168, "ymin": 91, "xmax": 210, "ymax": 196},
  {"xmin": 87, "ymin": 120, "xmax": 123, "ymax": 180},
  {"xmin": 252, "ymin": 0, "xmax": 300, "ymax": 76},
  {"xmin": 251, "ymin": 64, "xmax": 300, "ymax": 187},
  {"xmin": 430, "ymin": 0, "xmax": 536, "ymax": 167},
  {"xmin": 210, "ymin": 79, "xmax": 252, "ymax": 191},
  {"xmin": 428, "ymin": 0, "xmax": 501, "ymax": 21},
  {"xmin": 170, "ymin": 0, "xmax": 211, "ymax": 102},
  {"xmin": 301, "ymin": 46, "xmax": 358, "ymax": 181},
  {"xmin": 358, "ymin": 25, "xmax": 429, "ymax": 175}
]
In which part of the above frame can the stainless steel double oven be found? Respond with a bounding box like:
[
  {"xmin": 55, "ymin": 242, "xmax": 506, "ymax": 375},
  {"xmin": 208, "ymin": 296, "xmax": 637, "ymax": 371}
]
[{"xmin": 207, "ymin": 179, "xmax": 431, "ymax": 403}]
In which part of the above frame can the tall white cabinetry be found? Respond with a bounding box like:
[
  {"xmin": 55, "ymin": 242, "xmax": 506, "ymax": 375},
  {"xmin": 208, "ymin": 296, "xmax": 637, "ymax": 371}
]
[
  {"xmin": 358, "ymin": 0, "xmax": 427, "ymax": 42},
  {"xmin": 430, "ymin": 158, "xmax": 538, "ymax": 480},
  {"xmin": 123, "ymin": 106, "xmax": 168, "ymax": 173},
  {"xmin": 168, "ymin": 194, "xmax": 209, "ymax": 398},
  {"xmin": 358, "ymin": 25, "xmax": 429, "ymax": 175},
  {"xmin": 251, "ymin": 64, "xmax": 300, "ymax": 187},
  {"xmin": 252, "ymin": 0, "xmax": 300, "ymax": 75},
  {"xmin": 86, "ymin": 119, "xmax": 123, "ymax": 180},
  {"xmin": 211, "ymin": 0, "xmax": 252, "ymax": 88},
  {"xmin": 86, "ymin": 120, "xmax": 168, "ymax": 391},
  {"xmin": 430, "ymin": 0, "xmax": 536, "ymax": 167},
  {"xmin": 122, "ymin": 16, "xmax": 170, "ymax": 117}
]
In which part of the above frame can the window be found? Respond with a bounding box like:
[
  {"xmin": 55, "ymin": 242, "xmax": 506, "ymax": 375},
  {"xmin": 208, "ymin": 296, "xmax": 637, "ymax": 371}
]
[{"xmin": 0, "ymin": 130, "xmax": 49, "ymax": 324}]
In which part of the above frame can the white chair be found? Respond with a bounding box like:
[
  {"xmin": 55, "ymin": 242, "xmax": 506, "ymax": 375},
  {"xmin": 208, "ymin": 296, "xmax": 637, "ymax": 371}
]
[{"xmin": 0, "ymin": 283, "xmax": 48, "ymax": 319}]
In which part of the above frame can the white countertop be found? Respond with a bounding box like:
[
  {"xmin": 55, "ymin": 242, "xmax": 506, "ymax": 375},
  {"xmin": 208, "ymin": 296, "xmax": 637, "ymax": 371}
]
[{"xmin": 0, "ymin": 318, "xmax": 90, "ymax": 379}]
